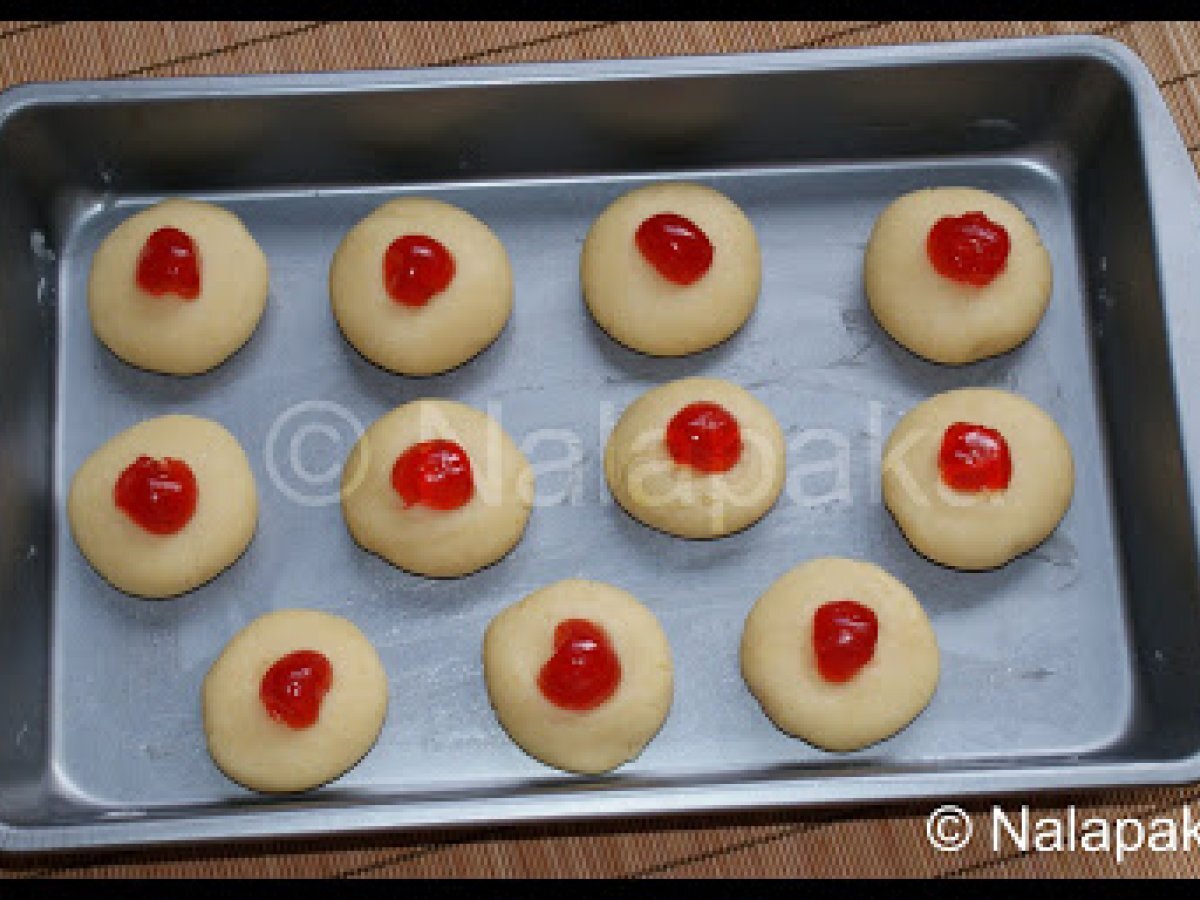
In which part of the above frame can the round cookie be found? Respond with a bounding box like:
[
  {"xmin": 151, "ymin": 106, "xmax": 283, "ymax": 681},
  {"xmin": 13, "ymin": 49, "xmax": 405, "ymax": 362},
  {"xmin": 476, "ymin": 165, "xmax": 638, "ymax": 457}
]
[
  {"xmin": 203, "ymin": 609, "xmax": 389, "ymax": 793},
  {"xmin": 740, "ymin": 557, "xmax": 940, "ymax": 752},
  {"xmin": 67, "ymin": 414, "xmax": 257, "ymax": 599},
  {"xmin": 330, "ymin": 197, "xmax": 513, "ymax": 376},
  {"xmin": 340, "ymin": 398, "xmax": 534, "ymax": 578},
  {"xmin": 865, "ymin": 187, "xmax": 1053, "ymax": 365},
  {"xmin": 88, "ymin": 198, "xmax": 269, "ymax": 375},
  {"xmin": 482, "ymin": 579, "xmax": 673, "ymax": 775},
  {"xmin": 581, "ymin": 182, "xmax": 761, "ymax": 356},
  {"xmin": 882, "ymin": 387, "xmax": 1074, "ymax": 570},
  {"xmin": 605, "ymin": 377, "xmax": 786, "ymax": 539}
]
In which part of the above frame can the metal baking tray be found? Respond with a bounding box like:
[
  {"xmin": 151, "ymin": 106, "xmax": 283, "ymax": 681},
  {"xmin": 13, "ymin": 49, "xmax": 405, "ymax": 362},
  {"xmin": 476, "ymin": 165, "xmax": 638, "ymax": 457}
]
[{"xmin": 3, "ymin": 35, "xmax": 1200, "ymax": 853}]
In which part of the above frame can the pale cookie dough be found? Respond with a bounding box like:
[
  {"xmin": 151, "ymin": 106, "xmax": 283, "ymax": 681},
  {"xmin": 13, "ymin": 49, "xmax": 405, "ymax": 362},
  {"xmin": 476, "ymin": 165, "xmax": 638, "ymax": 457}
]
[
  {"xmin": 581, "ymin": 182, "xmax": 761, "ymax": 356},
  {"xmin": 865, "ymin": 187, "xmax": 1053, "ymax": 364},
  {"xmin": 203, "ymin": 609, "xmax": 389, "ymax": 794},
  {"xmin": 329, "ymin": 197, "xmax": 513, "ymax": 376},
  {"xmin": 67, "ymin": 414, "xmax": 257, "ymax": 599},
  {"xmin": 341, "ymin": 399, "xmax": 534, "ymax": 577},
  {"xmin": 483, "ymin": 579, "xmax": 674, "ymax": 775},
  {"xmin": 882, "ymin": 388, "xmax": 1074, "ymax": 570},
  {"xmin": 740, "ymin": 557, "xmax": 940, "ymax": 752},
  {"xmin": 605, "ymin": 377, "xmax": 786, "ymax": 539},
  {"xmin": 88, "ymin": 198, "xmax": 269, "ymax": 375}
]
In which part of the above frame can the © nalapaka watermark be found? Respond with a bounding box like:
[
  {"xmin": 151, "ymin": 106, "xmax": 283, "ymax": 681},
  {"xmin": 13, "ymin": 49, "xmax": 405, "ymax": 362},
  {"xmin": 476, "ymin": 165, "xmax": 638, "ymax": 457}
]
[
  {"xmin": 927, "ymin": 802, "xmax": 1200, "ymax": 864},
  {"xmin": 261, "ymin": 395, "xmax": 926, "ymax": 511}
]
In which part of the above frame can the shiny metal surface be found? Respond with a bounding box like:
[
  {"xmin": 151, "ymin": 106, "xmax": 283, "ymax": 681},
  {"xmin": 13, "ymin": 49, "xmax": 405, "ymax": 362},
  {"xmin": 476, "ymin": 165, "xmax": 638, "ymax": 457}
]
[{"xmin": 2, "ymin": 35, "xmax": 1200, "ymax": 852}]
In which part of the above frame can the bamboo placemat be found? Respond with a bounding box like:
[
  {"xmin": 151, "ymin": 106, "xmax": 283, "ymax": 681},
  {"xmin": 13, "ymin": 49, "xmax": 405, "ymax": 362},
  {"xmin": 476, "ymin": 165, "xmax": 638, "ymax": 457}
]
[{"xmin": 2, "ymin": 19, "xmax": 1199, "ymax": 879}]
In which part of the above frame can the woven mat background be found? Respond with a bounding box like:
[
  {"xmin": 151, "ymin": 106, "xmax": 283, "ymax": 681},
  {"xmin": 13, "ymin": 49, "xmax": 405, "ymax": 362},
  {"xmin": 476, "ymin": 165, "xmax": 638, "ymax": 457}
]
[{"xmin": 1, "ymin": 19, "xmax": 1199, "ymax": 879}]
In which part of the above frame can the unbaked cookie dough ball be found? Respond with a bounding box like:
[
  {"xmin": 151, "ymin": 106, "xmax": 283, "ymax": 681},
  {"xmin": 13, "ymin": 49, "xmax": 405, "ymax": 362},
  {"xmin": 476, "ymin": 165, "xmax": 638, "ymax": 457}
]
[
  {"xmin": 581, "ymin": 182, "xmax": 761, "ymax": 356},
  {"xmin": 483, "ymin": 579, "xmax": 674, "ymax": 775},
  {"xmin": 330, "ymin": 197, "xmax": 513, "ymax": 376},
  {"xmin": 88, "ymin": 198, "xmax": 269, "ymax": 375},
  {"xmin": 203, "ymin": 609, "xmax": 389, "ymax": 794},
  {"xmin": 341, "ymin": 398, "xmax": 534, "ymax": 578},
  {"xmin": 740, "ymin": 557, "xmax": 940, "ymax": 752},
  {"xmin": 67, "ymin": 414, "xmax": 257, "ymax": 599},
  {"xmin": 605, "ymin": 377, "xmax": 786, "ymax": 539},
  {"xmin": 882, "ymin": 388, "xmax": 1074, "ymax": 570},
  {"xmin": 865, "ymin": 187, "xmax": 1052, "ymax": 365}
]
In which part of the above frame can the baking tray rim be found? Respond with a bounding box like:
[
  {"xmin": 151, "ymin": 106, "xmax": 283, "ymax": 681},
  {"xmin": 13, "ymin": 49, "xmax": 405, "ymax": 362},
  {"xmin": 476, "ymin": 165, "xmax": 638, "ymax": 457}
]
[
  {"xmin": 0, "ymin": 33, "xmax": 1168, "ymax": 109},
  {"xmin": 5, "ymin": 33, "xmax": 1200, "ymax": 853}
]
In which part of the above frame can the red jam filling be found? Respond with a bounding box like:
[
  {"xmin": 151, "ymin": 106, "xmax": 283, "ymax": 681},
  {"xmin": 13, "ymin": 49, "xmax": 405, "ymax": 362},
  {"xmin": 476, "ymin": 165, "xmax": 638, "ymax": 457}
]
[
  {"xmin": 665, "ymin": 401, "xmax": 742, "ymax": 473},
  {"xmin": 260, "ymin": 650, "xmax": 333, "ymax": 730},
  {"xmin": 926, "ymin": 211, "xmax": 1011, "ymax": 287},
  {"xmin": 938, "ymin": 422, "xmax": 1013, "ymax": 492},
  {"xmin": 383, "ymin": 234, "xmax": 456, "ymax": 306},
  {"xmin": 113, "ymin": 456, "xmax": 198, "ymax": 535},
  {"xmin": 634, "ymin": 212, "xmax": 714, "ymax": 286},
  {"xmin": 391, "ymin": 439, "xmax": 474, "ymax": 511},
  {"xmin": 537, "ymin": 618, "xmax": 621, "ymax": 712},
  {"xmin": 812, "ymin": 600, "xmax": 879, "ymax": 684},
  {"xmin": 136, "ymin": 227, "xmax": 201, "ymax": 299}
]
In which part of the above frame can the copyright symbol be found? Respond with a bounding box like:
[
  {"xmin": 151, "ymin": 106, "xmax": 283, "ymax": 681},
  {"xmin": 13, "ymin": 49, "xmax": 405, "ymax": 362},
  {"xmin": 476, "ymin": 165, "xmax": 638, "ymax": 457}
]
[
  {"xmin": 264, "ymin": 400, "xmax": 365, "ymax": 508},
  {"xmin": 926, "ymin": 804, "xmax": 972, "ymax": 852}
]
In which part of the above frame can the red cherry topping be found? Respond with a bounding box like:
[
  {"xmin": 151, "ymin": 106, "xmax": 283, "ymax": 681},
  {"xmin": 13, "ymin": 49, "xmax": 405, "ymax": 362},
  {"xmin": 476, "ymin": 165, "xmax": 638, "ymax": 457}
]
[
  {"xmin": 939, "ymin": 422, "xmax": 1013, "ymax": 492},
  {"xmin": 383, "ymin": 234, "xmax": 456, "ymax": 306},
  {"xmin": 136, "ymin": 227, "xmax": 201, "ymax": 299},
  {"xmin": 926, "ymin": 211, "xmax": 1011, "ymax": 287},
  {"xmin": 635, "ymin": 212, "xmax": 714, "ymax": 286},
  {"xmin": 113, "ymin": 455, "xmax": 198, "ymax": 535},
  {"xmin": 665, "ymin": 401, "xmax": 742, "ymax": 473},
  {"xmin": 391, "ymin": 439, "xmax": 474, "ymax": 511},
  {"xmin": 259, "ymin": 650, "xmax": 333, "ymax": 730},
  {"xmin": 537, "ymin": 618, "xmax": 622, "ymax": 712},
  {"xmin": 812, "ymin": 600, "xmax": 879, "ymax": 684}
]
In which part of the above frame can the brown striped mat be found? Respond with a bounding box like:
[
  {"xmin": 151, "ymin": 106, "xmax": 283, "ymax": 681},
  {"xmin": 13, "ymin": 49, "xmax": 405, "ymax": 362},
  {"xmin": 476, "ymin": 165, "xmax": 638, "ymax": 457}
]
[{"xmin": 2, "ymin": 19, "xmax": 1200, "ymax": 880}]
